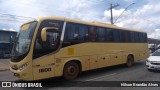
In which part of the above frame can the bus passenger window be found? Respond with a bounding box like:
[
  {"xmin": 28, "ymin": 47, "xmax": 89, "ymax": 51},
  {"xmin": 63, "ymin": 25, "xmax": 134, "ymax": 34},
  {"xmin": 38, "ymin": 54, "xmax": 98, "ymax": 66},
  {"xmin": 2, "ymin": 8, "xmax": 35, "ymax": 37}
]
[
  {"xmin": 134, "ymin": 33, "xmax": 139, "ymax": 42},
  {"xmin": 139, "ymin": 33, "xmax": 143, "ymax": 42},
  {"xmin": 130, "ymin": 32, "xmax": 135, "ymax": 42},
  {"xmin": 78, "ymin": 25, "xmax": 89, "ymax": 42},
  {"xmin": 143, "ymin": 33, "xmax": 147, "ymax": 42},
  {"xmin": 66, "ymin": 23, "xmax": 78, "ymax": 41},
  {"xmin": 89, "ymin": 27, "xmax": 97, "ymax": 41},
  {"xmin": 125, "ymin": 31, "xmax": 130, "ymax": 42},
  {"xmin": 107, "ymin": 29, "xmax": 113, "ymax": 42},
  {"xmin": 97, "ymin": 27, "xmax": 105, "ymax": 42},
  {"xmin": 113, "ymin": 30, "xmax": 121, "ymax": 42},
  {"xmin": 121, "ymin": 31, "xmax": 129, "ymax": 42}
]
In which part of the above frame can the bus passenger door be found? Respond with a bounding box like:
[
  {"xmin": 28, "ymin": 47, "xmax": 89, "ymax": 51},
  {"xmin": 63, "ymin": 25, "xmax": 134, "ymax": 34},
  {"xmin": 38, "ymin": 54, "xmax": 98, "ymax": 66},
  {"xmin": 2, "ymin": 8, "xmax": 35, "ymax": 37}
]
[
  {"xmin": 32, "ymin": 56, "xmax": 55, "ymax": 80},
  {"xmin": 32, "ymin": 29, "xmax": 61, "ymax": 80}
]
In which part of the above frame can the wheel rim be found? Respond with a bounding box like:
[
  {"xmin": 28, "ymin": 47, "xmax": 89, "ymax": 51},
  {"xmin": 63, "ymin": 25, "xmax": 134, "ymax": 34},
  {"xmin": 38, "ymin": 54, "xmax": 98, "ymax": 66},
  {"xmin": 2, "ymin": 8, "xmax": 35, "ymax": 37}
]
[
  {"xmin": 67, "ymin": 65, "xmax": 77, "ymax": 76},
  {"xmin": 64, "ymin": 62, "xmax": 79, "ymax": 80}
]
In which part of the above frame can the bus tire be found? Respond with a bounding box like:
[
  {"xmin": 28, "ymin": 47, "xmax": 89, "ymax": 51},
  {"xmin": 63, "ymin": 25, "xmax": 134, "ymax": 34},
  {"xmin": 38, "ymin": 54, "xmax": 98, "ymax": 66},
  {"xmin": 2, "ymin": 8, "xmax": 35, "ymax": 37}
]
[
  {"xmin": 63, "ymin": 61, "xmax": 79, "ymax": 80},
  {"xmin": 126, "ymin": 55, "xmax": 134, "ymax": 67}
]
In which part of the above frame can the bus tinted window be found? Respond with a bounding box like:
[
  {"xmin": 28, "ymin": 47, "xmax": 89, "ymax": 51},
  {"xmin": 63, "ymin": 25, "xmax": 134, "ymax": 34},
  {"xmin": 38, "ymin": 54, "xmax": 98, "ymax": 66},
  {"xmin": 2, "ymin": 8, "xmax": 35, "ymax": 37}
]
[
  {"xmin": 107, "ymin": 29, "xmax": 114, "ymax": 42},
  {"xmin": 97, "ymin": 27, "xmax": 106, "ymax": 42},
  {"xmin": 64, "ymin": 23, "xmax": 147, "ymax": 44},
  {"xmin": 113, "ymin": 30, "xmax": 121, "ymax": 42},
  {"xmin": 66, "ymin": 23, "xmax": 78, "ymax": 41},
  {"xmin": 143, "ymin": 33, "xmax": 147, "ymax": 42},
  {"xmin": 126, "ymin": 31, "xmax": 131, "ymax": 42},
  {"xmin": 139, "ymin": 33, "xmax": 143, "ymax": 42},
  {"xmin": 121, "ymin": 31, "xmax": 130, "ymax": 42},
  {"xmin": 64, "ymin": 23, "xmax": 89, "ymax": 42},
  {"xmin": 121, "ymin": 31, "xmax": 126, "ymax": 42},
  {"xmin": 78, "ymin": 25, "xmax": 89, "ymax": 42},
  {"xmin": 130, "ymin": 32, "xmax": 135, "ymax": 42},
  {"xmin": 89, "ymin": 26, "xmax": 97, "ymax": 42},
  {"xmin": 134, "ymin": 32, "xmax": 139, "ymax": 42}
]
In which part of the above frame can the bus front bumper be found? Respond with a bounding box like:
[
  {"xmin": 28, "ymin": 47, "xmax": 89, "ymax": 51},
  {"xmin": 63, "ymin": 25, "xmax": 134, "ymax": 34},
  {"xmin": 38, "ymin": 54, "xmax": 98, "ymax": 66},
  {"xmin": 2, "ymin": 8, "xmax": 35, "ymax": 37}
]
[{"xmin": 10, "ymin": 66, "xmax": 34, "ymax": 81}]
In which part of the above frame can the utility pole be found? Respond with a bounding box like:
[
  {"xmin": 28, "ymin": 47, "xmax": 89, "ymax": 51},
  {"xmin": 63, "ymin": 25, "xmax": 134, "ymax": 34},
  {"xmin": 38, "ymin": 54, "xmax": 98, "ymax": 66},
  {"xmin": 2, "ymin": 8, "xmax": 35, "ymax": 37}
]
[
  {"xmin": 114, "ymin": 3, "xmax": 135, "ymax": 24},
  {"xmin": 109, "ymin": 3, "xmax": 119, "ymax": 24}
]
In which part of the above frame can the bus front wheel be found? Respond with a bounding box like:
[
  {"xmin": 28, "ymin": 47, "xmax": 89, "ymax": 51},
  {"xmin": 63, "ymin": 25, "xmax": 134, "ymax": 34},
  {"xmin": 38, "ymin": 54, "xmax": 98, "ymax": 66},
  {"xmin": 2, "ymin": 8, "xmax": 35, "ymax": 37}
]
[
  {"xmin": 126, "ymin": 55, "xmax": 134, "ymax": 67},
  {"xmin": 63, "ymin": 61, "xmax": 79, "ymax": 80}
]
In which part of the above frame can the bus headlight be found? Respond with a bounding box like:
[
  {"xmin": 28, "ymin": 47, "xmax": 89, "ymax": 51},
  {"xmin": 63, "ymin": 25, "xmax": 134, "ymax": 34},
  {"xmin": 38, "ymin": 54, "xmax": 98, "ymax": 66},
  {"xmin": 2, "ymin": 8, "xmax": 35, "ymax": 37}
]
[{"xmin": 19, "ymin": 62, "xmax": 29, "ymax": 71}]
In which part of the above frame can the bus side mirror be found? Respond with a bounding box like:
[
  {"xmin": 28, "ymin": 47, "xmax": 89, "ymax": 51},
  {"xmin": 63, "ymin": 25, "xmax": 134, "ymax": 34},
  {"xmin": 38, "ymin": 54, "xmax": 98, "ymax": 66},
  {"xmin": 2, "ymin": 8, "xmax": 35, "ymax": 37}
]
[{"xmin": 41, "ymin": 27, "xmax": 58, "ymax": 42}]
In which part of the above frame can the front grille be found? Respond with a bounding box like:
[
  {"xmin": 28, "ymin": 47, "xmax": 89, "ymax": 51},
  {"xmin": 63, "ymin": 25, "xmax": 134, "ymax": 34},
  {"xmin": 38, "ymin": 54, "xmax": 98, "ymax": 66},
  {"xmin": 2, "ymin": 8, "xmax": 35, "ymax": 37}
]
[{"xmin": 151, "ymin": 63, "xmax": 160, "ymax": 65}]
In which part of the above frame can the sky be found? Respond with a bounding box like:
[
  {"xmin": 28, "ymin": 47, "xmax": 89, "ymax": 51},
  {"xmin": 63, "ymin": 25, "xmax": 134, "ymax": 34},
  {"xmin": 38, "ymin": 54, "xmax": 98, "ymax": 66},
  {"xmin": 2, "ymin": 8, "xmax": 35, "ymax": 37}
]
[{"xmin": 0, "ymin": 0, "xmax": 160, "ymax": 39}]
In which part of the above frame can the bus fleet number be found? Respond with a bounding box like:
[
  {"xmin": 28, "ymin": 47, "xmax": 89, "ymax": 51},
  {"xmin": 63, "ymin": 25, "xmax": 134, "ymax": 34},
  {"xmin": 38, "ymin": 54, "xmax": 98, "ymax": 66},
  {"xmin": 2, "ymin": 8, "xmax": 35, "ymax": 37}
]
[{"xmin": 39, "ymin": 68, "xmax": 51, "ymax": 73}]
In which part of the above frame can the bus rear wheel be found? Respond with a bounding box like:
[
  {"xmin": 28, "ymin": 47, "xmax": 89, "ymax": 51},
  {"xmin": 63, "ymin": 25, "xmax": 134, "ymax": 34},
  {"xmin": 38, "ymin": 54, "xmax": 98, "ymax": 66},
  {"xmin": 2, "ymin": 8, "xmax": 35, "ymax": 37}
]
[
  {"xmin": 63, "ymin": 61, "xmax": 79, "ymax": 80},
  {"xmin": 126, "ymin": 55, "xmax": 134, "ymax": 67}
]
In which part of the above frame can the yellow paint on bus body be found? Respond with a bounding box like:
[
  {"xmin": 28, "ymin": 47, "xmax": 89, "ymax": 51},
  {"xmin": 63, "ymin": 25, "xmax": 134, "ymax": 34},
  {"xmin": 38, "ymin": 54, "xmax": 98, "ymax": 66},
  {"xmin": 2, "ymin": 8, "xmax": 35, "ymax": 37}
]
[
  {"xmin": 68, "ymin": 48, "xmax": 74, "ymax": 55},
  {"xmin": 10, "ymin": 16, "xmax": 149, "ymax": 81}
]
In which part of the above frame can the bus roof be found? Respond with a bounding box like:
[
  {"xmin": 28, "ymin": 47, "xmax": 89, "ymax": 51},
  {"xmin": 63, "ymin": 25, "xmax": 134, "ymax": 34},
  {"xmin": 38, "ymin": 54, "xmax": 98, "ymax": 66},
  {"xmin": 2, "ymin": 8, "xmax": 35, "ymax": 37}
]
[{"xmin": 36, "ymin": 16, "xmax": 145, "ymax": 33}]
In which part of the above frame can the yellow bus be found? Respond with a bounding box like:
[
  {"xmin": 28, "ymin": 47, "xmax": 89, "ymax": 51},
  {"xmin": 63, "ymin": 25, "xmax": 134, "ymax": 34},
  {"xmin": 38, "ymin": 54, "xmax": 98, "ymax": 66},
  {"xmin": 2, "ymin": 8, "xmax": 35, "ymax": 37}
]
[{"xmin": 10, "ymin": 16, "xmax": 149, "ymax": 81}]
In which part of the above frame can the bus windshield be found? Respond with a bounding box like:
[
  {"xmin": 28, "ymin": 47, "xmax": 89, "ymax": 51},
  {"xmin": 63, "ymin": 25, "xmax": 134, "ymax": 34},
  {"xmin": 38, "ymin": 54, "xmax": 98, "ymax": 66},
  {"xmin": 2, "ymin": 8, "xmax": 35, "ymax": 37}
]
[{"xmin": 11, "ymin": 21, "xmax": 37, "ymax": 62}]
